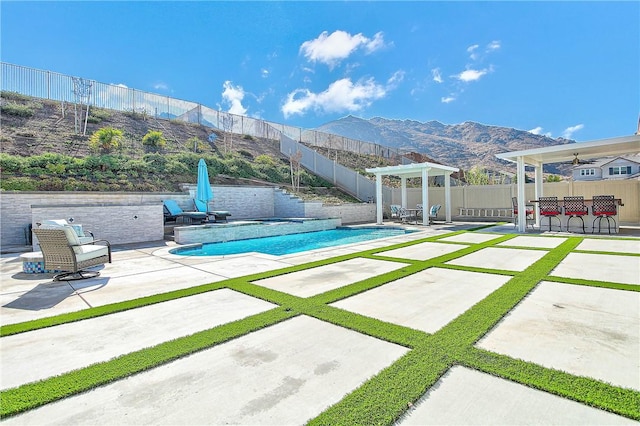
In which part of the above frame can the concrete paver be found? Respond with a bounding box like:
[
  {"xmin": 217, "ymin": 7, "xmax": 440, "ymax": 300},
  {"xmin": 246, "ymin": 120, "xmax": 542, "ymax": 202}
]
[
  {"xmin": 3, "ymin": 316, "xmax": 408, "ymax": 425},
  {"xmin": 331, "ymin": 267, "xmax": 510, "ymax": 333},
  {"xmin": 551, "ymin": 252, "xmax": 640, "ymax": 285},
  {"xmin": 437, "ymin": 232, "xmax": 503, "ymax": 244},
  {"xmin": 576, "ymin": 238, "xmax": 640, "ymax": 254},
  {"xmin": 398, "ymin": 366, "xmax": 636, "ymax": 425},
  {"xmin": 1, "ymin": 289, "xmax": 276, "ymax": 390},
  {"xmin": 251, "ymin": 257, "xmax": 406, "ymax": 297},
  {"xmin": 378, "ymin": 241, "xmax": 467, "ymax": 261},
  {"xmin": 497, "ymin": 235, "xmax": 567, "ymax": 248},
  {"xmin": 446, "ymin": 246, "xmax": 548, "ymax": 271},
  {"xmin": 476, "ymin": 281, "xmax": 640, "ymax": 390}
]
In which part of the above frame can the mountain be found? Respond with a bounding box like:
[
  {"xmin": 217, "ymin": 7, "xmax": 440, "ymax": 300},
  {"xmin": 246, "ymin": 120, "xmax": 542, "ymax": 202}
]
[{"xmin": 315, "ymin": 115, "xmax": 574, "ymax": 175}]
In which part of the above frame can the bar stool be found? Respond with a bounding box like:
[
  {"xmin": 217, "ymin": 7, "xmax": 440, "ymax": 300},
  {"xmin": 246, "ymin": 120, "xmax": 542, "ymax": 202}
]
[
  {"xmin": 538, "ymin": 196, "xmax": 562, "ymax": 231},
  {"xmin": 512, "ymin": 197, "xmax": 534, "ymax": 229},
  {"xmin": 592, "ymin": 195, "xmax": 617, "ymax": 234},
  {"xmin": 563, "ymin": 196, "xmax": 588, "ymax": 233}
]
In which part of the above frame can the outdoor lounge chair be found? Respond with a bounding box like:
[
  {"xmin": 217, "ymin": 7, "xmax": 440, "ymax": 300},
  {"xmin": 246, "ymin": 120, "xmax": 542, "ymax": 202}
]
[
  {"xmin": 33, "ymin": 226, "xmax": 111, "ymax": 281},
  {"xmin": 428, "ymin": 204, "xmax": 441, "ymax": 224},
  {"xmin": 390, "ymin": 204, "xmax": 402, "ymax": 220},
  {"xmin": 192, "ymin": 199, "xmax": 232, "ymax": 223},
  {"xmin": 163, "ymin": 200, "xmax": 207, "ymax": 224}
]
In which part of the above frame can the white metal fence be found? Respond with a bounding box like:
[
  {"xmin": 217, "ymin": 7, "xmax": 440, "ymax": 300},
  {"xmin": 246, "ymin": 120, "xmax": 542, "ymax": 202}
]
[{"xmin": 1, "ymin": 62, "xmax": 409, "ymax": 162}]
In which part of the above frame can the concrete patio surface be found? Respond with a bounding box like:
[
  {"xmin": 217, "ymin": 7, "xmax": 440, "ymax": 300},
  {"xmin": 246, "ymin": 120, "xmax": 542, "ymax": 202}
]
[
  {"xmin": 1, "ymin": 221, "xmax": 639, "ymax": 424},
  {"xmin": 476, "ymin": 281, "xmax": 640, "ymax": 390},
  {"xmin": 398, "ymin": 366, "xmax": 636, "ymax": 425}
]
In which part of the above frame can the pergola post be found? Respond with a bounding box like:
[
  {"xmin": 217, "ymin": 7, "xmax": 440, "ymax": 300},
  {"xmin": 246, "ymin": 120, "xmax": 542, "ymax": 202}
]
[
  {"xmin": 421, "ymin": 167, "xmax": 429, "ymax": 225},
  {"xmin": 401, "ymin": 177, "xmax": 407, "ymax": 208},
  {"xmin": 516, "ymin": 156, "xmax": 526, "ymax": 232},
  {"xmin": 534, "ymin": 163, "xmax": 543, "ymax": 228},
  {"xmin": 375, "ymin": 173, "xmax": 383, "ymax": 225},
  {"xmin": 444, "ymin": 171, "xmax": 452, "ymax": 223}
]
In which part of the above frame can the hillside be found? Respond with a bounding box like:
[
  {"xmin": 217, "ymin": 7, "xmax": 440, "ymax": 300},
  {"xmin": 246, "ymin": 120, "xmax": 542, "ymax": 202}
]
[
  {"xmin": 315, "ymin": 115, "xmax": 574, "ymax": 175},
  {"xmin": 0, "ymin": 92, "xmax": 387, "ymax": 201}
]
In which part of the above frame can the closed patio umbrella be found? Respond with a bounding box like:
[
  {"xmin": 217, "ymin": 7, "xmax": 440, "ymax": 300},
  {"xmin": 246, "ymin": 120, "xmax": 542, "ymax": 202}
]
[{"xmin": 196, "ymin": 158, "xmax": 213, "ymax": 208}]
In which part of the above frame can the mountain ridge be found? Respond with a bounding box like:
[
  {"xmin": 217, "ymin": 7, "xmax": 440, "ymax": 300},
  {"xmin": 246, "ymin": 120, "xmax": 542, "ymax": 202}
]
[{"xmin": 315, "ymin": 115, "xmax": 574, "ymax": 175}]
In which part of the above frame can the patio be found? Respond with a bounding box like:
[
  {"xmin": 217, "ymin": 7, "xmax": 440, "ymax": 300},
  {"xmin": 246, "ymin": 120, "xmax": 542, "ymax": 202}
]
[{"xmin": 1, "ymin": 222, "xmax": 638, "ymax": 424}]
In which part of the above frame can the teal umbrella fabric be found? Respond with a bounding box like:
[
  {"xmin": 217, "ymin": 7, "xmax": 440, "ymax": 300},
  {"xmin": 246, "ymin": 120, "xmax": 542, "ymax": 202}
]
[{"xmin": 196, "ymin": 158, "xmax": 213, "ymax": 206}]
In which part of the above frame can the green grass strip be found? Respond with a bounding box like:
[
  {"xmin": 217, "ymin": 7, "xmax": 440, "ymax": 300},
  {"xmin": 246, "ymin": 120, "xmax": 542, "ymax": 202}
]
[
  {"xmin": 309, "ymin": 343, "xmax": 453, "ymax": 426},
  {"xmin": 544, "ymin": 276, "xmax": 640, "ymax": 292}
]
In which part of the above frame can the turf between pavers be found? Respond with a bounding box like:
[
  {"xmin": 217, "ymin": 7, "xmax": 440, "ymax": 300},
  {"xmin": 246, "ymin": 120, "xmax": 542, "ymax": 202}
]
[{"xmin": 1, "ymin": 231, "xmax": 639, "ymax": 422}]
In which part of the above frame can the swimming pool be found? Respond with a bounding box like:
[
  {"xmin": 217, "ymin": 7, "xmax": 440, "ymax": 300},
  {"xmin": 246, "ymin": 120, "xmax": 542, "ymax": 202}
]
[{"xmin": 171, "ymin": 227, "xmax": 415, "ymax": 256}]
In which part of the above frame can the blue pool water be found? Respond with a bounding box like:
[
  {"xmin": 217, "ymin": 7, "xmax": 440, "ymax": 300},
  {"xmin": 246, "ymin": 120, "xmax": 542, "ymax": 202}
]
[{"xmin": 172, "ymin": 227, "xmax": 415, "ymax": 256}]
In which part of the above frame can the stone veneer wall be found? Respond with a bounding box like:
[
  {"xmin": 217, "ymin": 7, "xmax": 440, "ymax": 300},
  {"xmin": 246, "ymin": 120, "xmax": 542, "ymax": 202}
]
[{"xmin": 31, "ymin": 203, "xmax": 163, "ymax": 251}]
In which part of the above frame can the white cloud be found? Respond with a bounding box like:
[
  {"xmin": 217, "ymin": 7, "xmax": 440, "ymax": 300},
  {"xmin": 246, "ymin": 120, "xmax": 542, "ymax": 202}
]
[
  {"xmin": 221, "ymin": 81, "xmax": 247, "ymax": 116},
  {"xmin": 261, "ymin": 69, "xmax": 269, "ymax": 78},
  {"xmin": 562, "ymin": 124, "xmax": 584, "ymax": 139},
  {"xmin": 431, "ymin": 68, "xmax": 443, "ymax": 83},
  {"xmin": 153, "ymin": 82, "xmax": 169, "ymax": 91},
  {"xmin": 467, "ymin": 44, "xmax": 480, "ymax": 60},
  {"xmin": 386, "ymin": 70, "xmax": 405, "ymax": 88},
  {"xmin": 282, "ymin": 77, "xmax": 386, "ymax": 118},
  {"xmin": 455, "ymin": 68, "xmax": 488, "ymax": 82},
  {"xmin": 529, "ymin": 127, "xmax": 553, "ymax": 137},
  {"xmin": 441, "ymin": 96, "xmax": 456, "ymax": 103},
  {"xmin": 487, "ymin": 40, "xmax": 501, "ymax": 51},
  {"xmin": 300, "ymin": 30, "xmax": 387, "ymax": 68}
]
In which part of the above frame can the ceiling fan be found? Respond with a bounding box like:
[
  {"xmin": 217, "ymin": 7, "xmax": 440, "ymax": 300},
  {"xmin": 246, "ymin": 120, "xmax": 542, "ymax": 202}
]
[{"xmin": 569, "ymin": 153, "xmax": 594, "ymax": 166}]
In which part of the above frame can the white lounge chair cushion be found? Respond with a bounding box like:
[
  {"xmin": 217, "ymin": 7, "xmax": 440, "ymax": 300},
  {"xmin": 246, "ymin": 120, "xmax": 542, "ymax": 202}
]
[
  {"xmin": 40, "ymin": 220, "xmax": 94, "ymax": 244},
  {"xmin": 73, "ymin": 243, "xmax": 109, "ymax": 262},
  {"xmin": 40, "ymin": 223, "xmax": 82, "ymax": 246}
]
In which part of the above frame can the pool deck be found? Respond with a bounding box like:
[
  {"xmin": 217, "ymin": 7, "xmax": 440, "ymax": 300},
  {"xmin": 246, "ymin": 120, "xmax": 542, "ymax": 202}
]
[{"xmin": 1, "ymin": 221, "xmax": 639, "ymax": 424}]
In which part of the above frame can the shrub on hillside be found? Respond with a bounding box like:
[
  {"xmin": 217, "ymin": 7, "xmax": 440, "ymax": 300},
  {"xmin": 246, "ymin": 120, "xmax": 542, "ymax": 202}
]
[
  {"xmin": 86, "ymin": 107, "xmax": 112, "ymax": 123},
  {"xmin": 89, "ymin": 127, "xmax": 123, "ymax": 153},
  {"xmin": 186, "ymin": 137, "xmax": 211, "ymax": 153},
  {"xmin": 0, "ymin": 91, "xmax": 31, "ymax": 102},
  {"xmin": 142, "ymin": 130, "xmax": 166, "ymax": 148},
  {"xmin": 0, "ymin": 153, "xmax": 25, "ymax": 173},
  {"xmin": 1, "ymin": 103, "xmax": 34, "ymax": 117}
]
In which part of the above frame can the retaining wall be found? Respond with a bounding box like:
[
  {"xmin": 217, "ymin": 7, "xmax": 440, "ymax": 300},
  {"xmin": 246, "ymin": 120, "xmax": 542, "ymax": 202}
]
[{"xmin": 1, "ymin": 187, "xmax": 375, "ymax": 247}]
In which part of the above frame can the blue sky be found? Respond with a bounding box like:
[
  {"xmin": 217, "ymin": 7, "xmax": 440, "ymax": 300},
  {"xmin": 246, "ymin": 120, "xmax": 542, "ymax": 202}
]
[{"xmin": 2, "ymin": 1, "xmax": 638, "ymax": 142}]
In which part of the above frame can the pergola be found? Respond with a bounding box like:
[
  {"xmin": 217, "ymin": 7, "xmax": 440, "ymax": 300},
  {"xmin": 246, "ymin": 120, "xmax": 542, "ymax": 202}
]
[
  {"xmin": 496, "ymin": 134, "xmax": 640, "ymax": 232},
  {"xmin": 366, "ymin": 162, "xmax": 459, "ymax": 226}
]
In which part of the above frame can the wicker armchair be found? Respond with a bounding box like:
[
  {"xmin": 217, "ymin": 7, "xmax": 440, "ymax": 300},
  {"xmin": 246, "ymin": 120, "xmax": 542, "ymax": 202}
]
[{"xmin": 33, "ymin": 227, "xmax": 111, "ymax": 281}]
